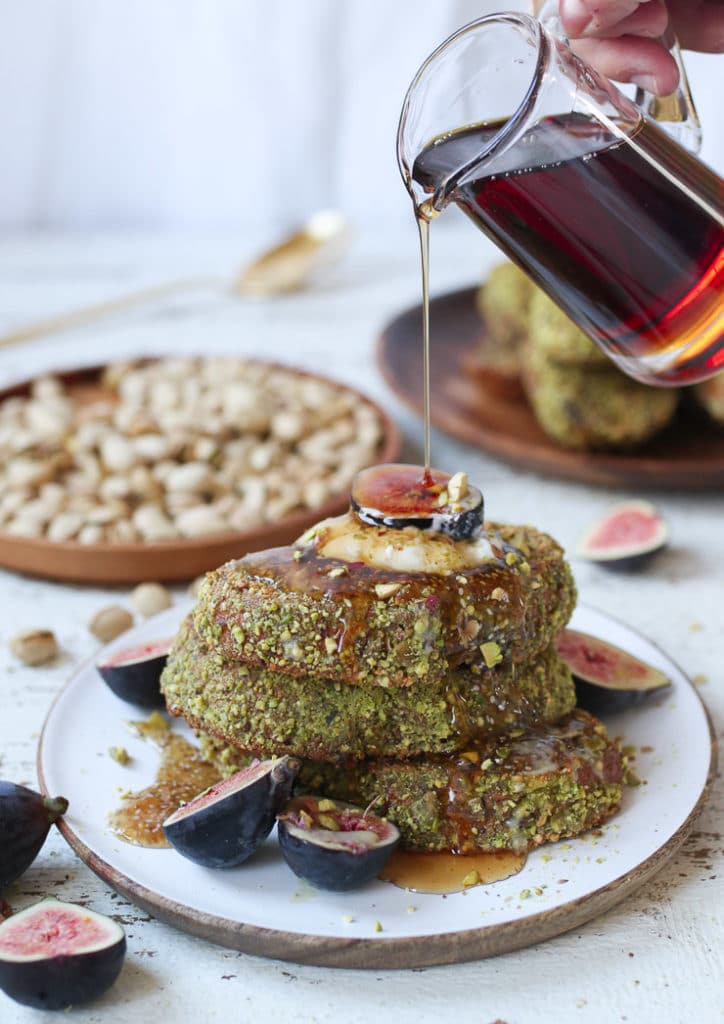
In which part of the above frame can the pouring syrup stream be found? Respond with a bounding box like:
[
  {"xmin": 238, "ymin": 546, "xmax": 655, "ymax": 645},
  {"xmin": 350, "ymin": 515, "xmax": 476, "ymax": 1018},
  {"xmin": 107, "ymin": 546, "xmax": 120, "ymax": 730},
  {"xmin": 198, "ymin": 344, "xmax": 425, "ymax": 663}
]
[{"xmin": 417, "ymin": 199, "xmax": 441, "ymax": 486}]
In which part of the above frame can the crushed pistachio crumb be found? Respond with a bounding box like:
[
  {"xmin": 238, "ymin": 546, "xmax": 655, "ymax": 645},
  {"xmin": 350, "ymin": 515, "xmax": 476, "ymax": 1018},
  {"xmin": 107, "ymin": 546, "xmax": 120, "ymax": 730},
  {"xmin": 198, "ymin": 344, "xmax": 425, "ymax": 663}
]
[
  {"xmin": 462, "ymin": 870, "xmax": 481, "ymax": 888},
  {"xmin": 480, "ymin": 641, "xmax": 503, "ymax": 668},
  {"xmin": 324, "ymin": 637, "xmax": 337, "ymax": 655},
  {"xmin": 342, "ymin": 914, "xmax": 355, "ymax": 924},
  {"xmin": 327, "ymin": 566, "xmax": 348, "ymax": 578},
  {"xmin": 375, "ymin": 582, "xmax": 401, "ymax": 599},
  {"xmin": 109, "ymin": 746, "xmax": 130, "ymax": 765},
  {"xmin": 374, "ymin": 920, "xmax": 383, "ymax": 933}
]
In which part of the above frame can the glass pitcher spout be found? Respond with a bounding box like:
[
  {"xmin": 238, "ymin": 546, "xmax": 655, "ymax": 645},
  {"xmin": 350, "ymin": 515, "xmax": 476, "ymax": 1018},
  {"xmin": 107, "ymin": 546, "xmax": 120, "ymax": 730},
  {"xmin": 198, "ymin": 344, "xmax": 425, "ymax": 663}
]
[{"xmin": 397, "ymin": 13, "xmax": 573, "ymax": 216}]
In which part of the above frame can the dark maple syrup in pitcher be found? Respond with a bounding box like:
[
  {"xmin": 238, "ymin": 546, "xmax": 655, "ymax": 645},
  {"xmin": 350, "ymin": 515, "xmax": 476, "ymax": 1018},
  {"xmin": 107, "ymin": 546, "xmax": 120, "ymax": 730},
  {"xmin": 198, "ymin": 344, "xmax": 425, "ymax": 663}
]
[{"xmin": 413, "ymin": 112, "xmax": 724, "ymax": 385}]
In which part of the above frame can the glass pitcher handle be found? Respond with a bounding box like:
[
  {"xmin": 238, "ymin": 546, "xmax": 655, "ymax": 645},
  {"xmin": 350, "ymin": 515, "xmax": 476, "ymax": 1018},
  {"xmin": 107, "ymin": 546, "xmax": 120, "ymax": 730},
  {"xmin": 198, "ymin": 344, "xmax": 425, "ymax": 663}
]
[{"xmin": 533, "ymin": 0, "xmax": 702, "ymax": 153}]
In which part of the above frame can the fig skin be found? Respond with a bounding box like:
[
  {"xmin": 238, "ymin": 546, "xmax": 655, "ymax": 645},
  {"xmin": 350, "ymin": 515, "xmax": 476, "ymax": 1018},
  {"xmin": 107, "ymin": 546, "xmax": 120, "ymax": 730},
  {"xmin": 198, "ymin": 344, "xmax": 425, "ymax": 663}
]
[
  {"xmin": 163, "ymin": 756, "xmax": 300, "ymax": 868},
  {"xmin": 556, "ymin": 629, "xmax": 671, "ymax": 715},
  {"xmin": 96, "ymin": 639, "xmax": 172, "ymax": 708},
  {"xmin": 0, "ymin": 782, "xmax": 68, "ymax": 892},
  {"xmin": 277, "ymin": 796, "xmax": 400, "ymax": 891},
  {"xmin": 0, "ymin": 899, "xmax": 125, "ymax": 1010}
]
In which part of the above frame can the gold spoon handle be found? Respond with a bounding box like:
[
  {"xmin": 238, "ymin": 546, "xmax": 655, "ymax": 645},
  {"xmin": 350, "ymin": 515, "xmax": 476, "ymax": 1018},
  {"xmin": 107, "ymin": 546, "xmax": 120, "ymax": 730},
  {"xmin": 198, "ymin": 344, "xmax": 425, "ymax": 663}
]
[{"xmin": 0, "ymin": 275, "xmax": 221, "ymax": 350}]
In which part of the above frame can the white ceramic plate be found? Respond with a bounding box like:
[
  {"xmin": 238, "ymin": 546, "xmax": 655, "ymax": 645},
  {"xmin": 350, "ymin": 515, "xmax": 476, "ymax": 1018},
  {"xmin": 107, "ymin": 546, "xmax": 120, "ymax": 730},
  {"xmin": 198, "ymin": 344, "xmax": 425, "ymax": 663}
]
[{"xmin": 38, "ymin": 603, "xmax": 715, "ymax": 969}]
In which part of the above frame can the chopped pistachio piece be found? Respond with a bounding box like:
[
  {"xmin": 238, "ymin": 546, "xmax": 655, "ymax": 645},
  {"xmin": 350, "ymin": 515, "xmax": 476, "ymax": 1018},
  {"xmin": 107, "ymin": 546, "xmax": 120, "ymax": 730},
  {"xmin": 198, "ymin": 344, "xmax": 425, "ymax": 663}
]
[
  {"xmin": 480, "ymin": 641, "xmax": 503, "ymax": 668},
  {"xmin": 447, "ymin": 471, "xmax": 468, "ymax": 503}
]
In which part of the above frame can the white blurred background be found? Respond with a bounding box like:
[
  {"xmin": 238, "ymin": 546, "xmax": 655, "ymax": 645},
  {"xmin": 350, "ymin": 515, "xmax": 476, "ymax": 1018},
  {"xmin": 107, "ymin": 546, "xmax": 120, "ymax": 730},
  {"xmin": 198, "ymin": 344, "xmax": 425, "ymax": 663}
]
[{"xmin": 0, "ymin": 0, "xmax": 721, "ymax": 234}]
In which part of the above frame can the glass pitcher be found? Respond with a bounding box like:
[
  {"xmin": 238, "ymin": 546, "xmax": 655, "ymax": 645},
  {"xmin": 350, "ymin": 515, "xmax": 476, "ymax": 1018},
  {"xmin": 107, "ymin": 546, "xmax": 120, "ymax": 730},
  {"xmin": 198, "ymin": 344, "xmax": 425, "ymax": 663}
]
[{"xmin": 397, "ymin": 7, "xmax": 724, "ymax": 386}]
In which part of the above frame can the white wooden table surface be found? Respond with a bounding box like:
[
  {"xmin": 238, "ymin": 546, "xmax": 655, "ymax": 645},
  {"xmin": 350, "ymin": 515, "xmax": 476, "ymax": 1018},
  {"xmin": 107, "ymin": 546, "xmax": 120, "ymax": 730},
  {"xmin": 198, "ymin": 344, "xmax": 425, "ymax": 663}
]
[{"xmin": 0, "ymin": 225, "xmax": 721, "ymax": 1024}]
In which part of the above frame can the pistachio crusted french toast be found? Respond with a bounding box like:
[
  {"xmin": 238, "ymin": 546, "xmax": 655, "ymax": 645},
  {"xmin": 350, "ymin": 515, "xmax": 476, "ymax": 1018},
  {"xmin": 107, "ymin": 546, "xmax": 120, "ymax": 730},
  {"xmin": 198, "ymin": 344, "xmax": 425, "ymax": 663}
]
[
  {"xmin": 162, "ymin": 616, "xmax": 576, "ymax": 761},
  {"xmin": 161, "ymin": 465, "xmax": 623, "ymax": 855},
  {"xmin": 193, "ymin": 515, "xmax": 576, "ymax": 688}
]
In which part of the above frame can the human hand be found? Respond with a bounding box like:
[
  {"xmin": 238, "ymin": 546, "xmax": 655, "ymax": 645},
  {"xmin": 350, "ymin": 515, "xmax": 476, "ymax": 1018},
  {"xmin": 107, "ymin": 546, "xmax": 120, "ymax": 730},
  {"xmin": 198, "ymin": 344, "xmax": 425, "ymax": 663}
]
[{"xmin": 559, "ymin": 1, "xmax": 724, "ymax": 95}]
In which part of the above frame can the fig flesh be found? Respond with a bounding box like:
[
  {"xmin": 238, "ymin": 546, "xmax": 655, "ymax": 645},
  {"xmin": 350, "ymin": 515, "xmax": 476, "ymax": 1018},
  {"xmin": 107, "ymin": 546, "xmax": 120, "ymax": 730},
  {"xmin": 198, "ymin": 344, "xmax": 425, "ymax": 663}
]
[
  {"xmin": 0, "ymin": 782, "xmax": 68, "ymax": 892},
  {"xmin": 351, "ymin": 464, "xmax": 483, "ymax": 541},
  {"xmin": 0, "ymin": 899, "xmax": 125, "ymax": 1010},
  {"xmin": 277, "ymin": 796, "xmax": 400, "ymax": 891},
  {"xmin": 556, "ymin": 629, "xmax": 671, "ymax": 714},
  {"xmin": 96, "ymin": 638, "xmax": 172, "ymax": 708},
  {"xmin": 163, "ymin": 756, "xmax": 299, "ymax": 867},
  {"xmin": 577, "ymin": 500, "xmax": 668, "ymax": 570}
]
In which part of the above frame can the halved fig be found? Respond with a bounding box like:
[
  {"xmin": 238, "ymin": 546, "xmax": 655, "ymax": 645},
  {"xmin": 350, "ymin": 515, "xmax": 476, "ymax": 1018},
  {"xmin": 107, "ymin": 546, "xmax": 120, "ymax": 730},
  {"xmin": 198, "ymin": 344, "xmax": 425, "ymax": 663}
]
[
  {"xmin": 351, "ymin": 464, "xmax": 483, "ymax": 540},
  {"xmin": 163, "ymin": 756, "xmax": 299, "ymax": 868},
  {"xmin": 556, "ymin": 629, "xmax": 671, "ymax": 714},
  {"xmin": 0, "ymin": 898, "xmax": 125, "ymax": 1010},
  {"xmin": 277, "ymin": 796, "xmax": 400, "ymax": 891},
  {"xmin": 96, "ymin": 638, "xmax": 173, "ymax": 708},
  {"xmin": 577, "ymin": 501, "xmax": 668, "ymax": 570},
  {"xmin": 0, "ymin": 782, "xmax": 68, "ymax": 892}
]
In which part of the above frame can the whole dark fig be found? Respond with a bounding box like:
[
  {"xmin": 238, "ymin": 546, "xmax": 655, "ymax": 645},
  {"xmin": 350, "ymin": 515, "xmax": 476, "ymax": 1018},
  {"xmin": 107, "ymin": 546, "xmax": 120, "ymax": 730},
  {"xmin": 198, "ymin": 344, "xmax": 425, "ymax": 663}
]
[
  {"xmin": 0, "ymin": 898, "xmax": 126, "ymax": 1010},
  {"xmin": 0, "ymin": 782, "xmax": 68, "ymax": 892}
]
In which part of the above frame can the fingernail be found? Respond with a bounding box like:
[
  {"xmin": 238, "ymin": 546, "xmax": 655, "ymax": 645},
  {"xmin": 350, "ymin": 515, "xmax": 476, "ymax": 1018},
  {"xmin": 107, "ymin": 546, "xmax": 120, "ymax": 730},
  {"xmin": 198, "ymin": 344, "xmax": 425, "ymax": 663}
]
[{"xmin": 631, "ymin": 73, "xmax": 658, "ymax": 93}]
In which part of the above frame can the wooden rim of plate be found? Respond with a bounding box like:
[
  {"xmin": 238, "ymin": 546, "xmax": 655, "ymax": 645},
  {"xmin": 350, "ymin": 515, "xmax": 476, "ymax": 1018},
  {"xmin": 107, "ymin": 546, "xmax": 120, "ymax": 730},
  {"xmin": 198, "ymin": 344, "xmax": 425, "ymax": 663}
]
[
  {"xmin": 377, "ymin": 287, "xmax": 724, "ymax": 490},
  {"xmin": 0, "ymin": 361, "xmax": 401, "ymax": 583},
  {"xmin": 36, "ymin": 609, "xmax": 717, "ymax": 970}
]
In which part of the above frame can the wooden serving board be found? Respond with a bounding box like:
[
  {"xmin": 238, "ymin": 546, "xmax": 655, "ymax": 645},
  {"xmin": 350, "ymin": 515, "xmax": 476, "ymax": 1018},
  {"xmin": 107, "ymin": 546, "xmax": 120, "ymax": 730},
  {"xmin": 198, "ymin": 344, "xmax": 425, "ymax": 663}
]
[
  {"xmin": 0, "ymin": 363, "xmax": 401, "ymax": 584},
  {"xmin": 377, "ymin": 287, "xmax": 724, "ymax": 490}
]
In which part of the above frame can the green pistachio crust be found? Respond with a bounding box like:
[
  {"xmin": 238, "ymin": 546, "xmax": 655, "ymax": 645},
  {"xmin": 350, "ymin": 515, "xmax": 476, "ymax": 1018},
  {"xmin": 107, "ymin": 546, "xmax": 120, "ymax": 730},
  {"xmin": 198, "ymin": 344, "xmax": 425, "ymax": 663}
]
[
  {"xmin": 198, "ymin": 711, "xmax": 623, "ymax": 853},
  {"xmin": 192, "ymin": 522, "xmax": 576, "ymax": 688},
  {"xmin": 161, "ymin": 617, "xmax": 576, "ymax": 761},
  {"xmin": 522, "ymin": 343, "xmax": 679, "ymax": 451},
  {"xmin": 527, "ymin": 289, "xmax": 610, "ymax": 368},
  {"xmin": 476, "ymin": 261, "xmax": 535, "ymax": 354}
]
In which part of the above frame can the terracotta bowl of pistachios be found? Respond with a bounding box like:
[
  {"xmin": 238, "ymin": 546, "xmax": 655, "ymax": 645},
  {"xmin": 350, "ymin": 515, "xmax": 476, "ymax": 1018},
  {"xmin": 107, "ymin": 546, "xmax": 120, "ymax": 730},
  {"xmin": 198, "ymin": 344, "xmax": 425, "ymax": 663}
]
[{"xmin": 0, "ymin": 358, "xmax": 400, "ymax": 583}]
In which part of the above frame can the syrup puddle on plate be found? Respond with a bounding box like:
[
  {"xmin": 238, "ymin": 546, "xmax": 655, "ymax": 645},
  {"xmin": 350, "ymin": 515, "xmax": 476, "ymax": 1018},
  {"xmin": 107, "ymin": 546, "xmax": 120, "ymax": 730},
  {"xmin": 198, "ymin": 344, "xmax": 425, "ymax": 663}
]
[
  {"xmin": 380, "ymin": 848, "xmax": 526, "ymax": 894},
  {"xmin": 109, "ymin": 716, "xmax": 527, "ymax": 894},
  {"xmin": 108, "ymin": 714, "xmax": 221, "ymax": 848}
]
